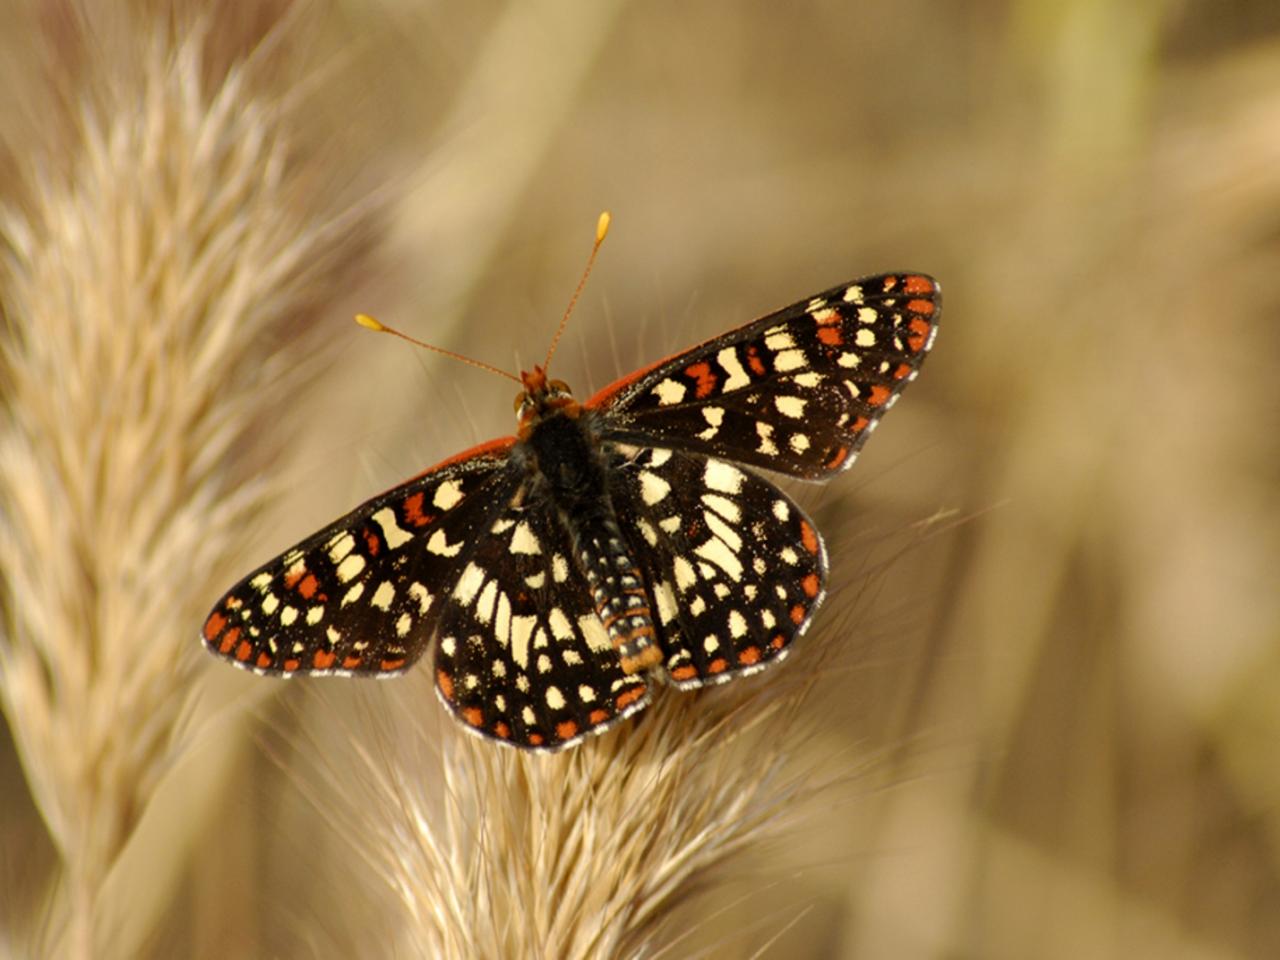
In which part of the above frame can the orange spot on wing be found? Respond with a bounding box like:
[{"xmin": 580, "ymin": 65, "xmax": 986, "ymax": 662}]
[
  {"xmin": 824, "ymin": 446, "xmax": 848, "ymax": 470},
  {"xmin": 893, "ymin": 363, "xmax": 913, "ymax": 380},
  {"xmin": 342, "ymin": 655, "xmax": 363, "ymax": 669},
  {"xmin": 867, "ymin": 384, "xmax": 891, "ymax": 407},
  {"xmin": 850, "ymin": 415, "xmax": 869, "ymax": 433},
  {"xmin": 462, "ymin": 706, "xmax": 483, "ymax": 726},
  {"xmin": 907, "ymin": 298, "xmax": 934, "ymax": 316},
  {"xmin": 769, "ymin": 634, "xmax": 786, "ymax": 651},
  {"xmin": 363, "ymin": 528, "xmax": 381, "ymax": 556},
  {"xmin": 436, "ymin": 669, "xmax": 455, "ymax": 700},
  {"xmin": 556, "ymin": 720, "xmax": 579, "ymax": 740},
  {"xmin": 799, "ymin": 520, "xmax": 820, "ymax": 555},
  {"xmin": 589, "ymin": 708, "xmax": 610, "ymax": 725},
  {"xmin": 312, "ymin": 649, "xmax": 337, "ymax": 670},
  {"xmin": 283, "ymin": 658, "xmax": 301, "ymax": 671},
  {"xmin": 737, "ymin": 646, "xmax": 761, "ymax": 665},
  {"xmin": 802, "ymin": 573, "xmax": 821, "ymax": 597},
  {"xmin": 882, "ymin": 276, "xmax": 900, "ymax": 291},
  {"xmin": 685, "ymin": 361, "xmax": 717, "ymax": 399},
  {"xmin": 218, "ymin": 626, "xmax": 241, "ymax": 655},
  {"xmin": 403, "ymin": 492, "xmax": 433, "ymax": 527},
  {"xmin": 670, "ymin": 664, "xmax": 698, "ymax": 681},
  {"xmin": 528, "ymin": 732, "xmax": 545, "ymax": 746},
  {"xmin": 380, "ymin": 657, "xmax": 407, "ymax": 672},
  {"xmin": 903, "ymin": 275, "xmax": 934, "ymax": 295},
  {"xmin": 707, "ymin": 657, "xmax": 728, "ymax": 674},
  {"xmin": 283, "ymin": 568, "xmax": 305, "ymax": 589},
  {"xmin": 817, "ymin": 326, "xmax": 843, "ymax": 346},
  {"xmin": 790, "ymin": 604, "xmax": 807, "ymax": 625},
  {"xmin": 746, "ymin": 346, "xmax": 767, "ymax": 376},
  {"xmin": 297, "ymin": 573, "xmax": 319, "ymax": 599},
  {"xmin": 256, "ymin": 651, "xmax": 273, "ymax": 669},
  {"xmin": 907, "ymin": 317, "xmax": 932, "ymax": 351},
  {"xmin": 235, "ymin": 640, "xmax": 253, "ymax": 662},
  {"xmin": 203, "ymin": 611, "xmax": 227, "ymax": 642},
  {"xmin": 493, "ymin": 721, "xmax": 511, "ymax": 739},
  {"xmin": 615, "ymin": 686, "xmax": 645, "ymax": 710}
]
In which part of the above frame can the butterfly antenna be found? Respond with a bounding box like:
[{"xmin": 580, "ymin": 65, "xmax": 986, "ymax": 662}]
[
  {"xmin": 544, "ymin": 211, "xmax": 611, "ymax": 372},
  {"xmin": 354, "ymin": 314, "xmax": 522, "ymax": 385}
]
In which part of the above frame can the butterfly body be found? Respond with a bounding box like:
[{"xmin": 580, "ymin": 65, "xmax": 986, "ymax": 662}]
[{"xmin": 203, "ymin": 272, "xmax": 940, "ymax": 750}]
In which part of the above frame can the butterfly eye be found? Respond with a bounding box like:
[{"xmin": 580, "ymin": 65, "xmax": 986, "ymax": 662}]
[
  {"xmin": 513, "ymin": 392, "xmax": 529, "ymax": 413},
  {"xmin": 548, "ymin": 379, "xmax": 571, "ymax": 396}
]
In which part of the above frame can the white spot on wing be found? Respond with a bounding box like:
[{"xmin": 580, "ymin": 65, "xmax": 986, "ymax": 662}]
[
  {"xmin": 511, "ymin": 616, "xmax": 535, "ymax": 666},
  {"xmin": 697, "ymin": 406, "xmax": 725, "ymax": 441},
  {"xmin": 703, "ymin": 510, "xmax": 742, "ymax": 553},
  {"xmin": 408, "ymin": 582, "xmax": 433, "ymax": 615},
  {"xmin": 704, "ymin": 459, "xmax": 745, "ymax": 494},
  {"xmin": 427, "ymin": 529, "xmax": 464, "ymax": 556},
  {"xmin": 775, "ymin": 396, "xmax": 806, "ymax": 418},
  {"xmin": 639, "ymin": 470, "xmax": 671, "ymax": 506},
  {"xmin": 673, "ymin": 555, "xmax": 698, "ymax": 592},
  {"xmin": 433, "ymin": 479, "xmax": 464, "ymax": 510},
  {"xmin": 337, "ymin": 553, "xmax": 366, "ymax": 583},
  {"xmin": 372, "ymin": 508, "xmax": 413, "ymax": 549},
  {"xmin": 452, "ymin": 562, "xmax": 485, "ymax": 605},
  {"xmin": 717, "ymin": 346, "xmax": 750, "ymax": 391},
  {"xmin": 757, "ymin": 422, "xmax": 778, "ymax": 456},
  {"xmin": 552, "ymin": 554, "xmax": 569, "ymax": 583},
  {"xmin": 652, "ymin": 378, "xmax": 687, "ymax": 405},
  {"xmin": 475, "ymin": 579, "xmax": 498, "ymax": 623},
  {"xmin": 370, "ymin": 581, "xmax": 395, "ymax": 611},
  {"xmin": 702, "ymin": 493, "xmax": 741, "ymax": 524},
  {"xmin": 773, "ymin": 349, "xmax": 807, "ymax": 372},
  {"xmin": 578, "ymin": 615, "xmax": 612, "ymax": 653},
  {"xmin": 509, "ymin": 521, "xmax": 542, "ymax": 555},
  {"xmin": 548, "ymin": 607, "xmax": 574, "ymax": 640},
  {"xmin": 695, "ymin": 536, "xmax": 744, "ymax": 581},
  {"xmin": 327, "ymin": 532, "xmax": 355, "ymax": 564}
]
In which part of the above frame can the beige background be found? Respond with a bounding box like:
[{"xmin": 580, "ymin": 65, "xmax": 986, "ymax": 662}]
[{"xmin": 1, "ymin": 1, "xmax": 1278, "ymax": 957}]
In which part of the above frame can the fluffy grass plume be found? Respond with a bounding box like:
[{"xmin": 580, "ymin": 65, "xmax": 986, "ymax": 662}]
[{"xmin": 0, "ymin": 8, "xmax": 358, "ymax": 956}]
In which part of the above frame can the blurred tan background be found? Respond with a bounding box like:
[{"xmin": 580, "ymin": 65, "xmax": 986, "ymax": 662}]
[{"xmin": 1, "ymin": 1, "xmax": 1278, "ymax": 957}]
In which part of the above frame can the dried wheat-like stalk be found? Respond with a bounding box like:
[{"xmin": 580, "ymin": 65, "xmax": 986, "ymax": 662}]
[
  {"xmin": 0, "ymin": 23, "xmax": 352, "ymax": 957},
  {"xmin": 303, "ymin": 620, "xmax": 847, "ymax": 959}
]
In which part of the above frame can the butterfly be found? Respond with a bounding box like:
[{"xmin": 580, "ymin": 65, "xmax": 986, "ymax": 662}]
[{"xmin": 202, "ymin": 217, "xmax": 939, "ymax": 750}]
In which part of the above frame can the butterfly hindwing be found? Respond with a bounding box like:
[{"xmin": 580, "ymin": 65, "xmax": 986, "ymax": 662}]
[
  {"xmin": 590, "ymin": 273, "xmax": 939, "ymax": 480},
  {"xmin": 612, "ymin": 446, "xmax": 827, "ymax": 686},
  {"xmin": 432, "ymin": 494, "xmax": 651, "ymax": 749},
  {"xmin": 201, "ymin": 441, "xmax": 516, "ymax": 677}
]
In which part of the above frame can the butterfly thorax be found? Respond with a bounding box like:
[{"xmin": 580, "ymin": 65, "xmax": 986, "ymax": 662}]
[{"xmin": 513, "ymin": 367, "xmax": 663, "ymax": 675}]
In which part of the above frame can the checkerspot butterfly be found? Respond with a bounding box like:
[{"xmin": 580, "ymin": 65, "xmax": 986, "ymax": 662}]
[{"xmin": 202, "ymin": 214, "xmax": 940, "ymax": 750}]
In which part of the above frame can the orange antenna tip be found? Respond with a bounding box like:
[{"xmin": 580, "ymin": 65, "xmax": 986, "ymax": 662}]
[
  {"xmin": 354, "ymin": 313, "xmax": 385, "ymax": 332},
  {"xmin": 596, "ymin": 211, "xmax": 611, "ymax": 244}
]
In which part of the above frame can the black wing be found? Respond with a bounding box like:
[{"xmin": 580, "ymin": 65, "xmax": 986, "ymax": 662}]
[
  {"xmin": 610, "ymin": 445, "xmax": 827, "ymax": 687},
  {"xmin": 588, "ymin": 273, "xmax": 939, "ymax": 479},
  {"xmin": 201, "ymin": 439, "xmax": 517, "ymax": 678}
]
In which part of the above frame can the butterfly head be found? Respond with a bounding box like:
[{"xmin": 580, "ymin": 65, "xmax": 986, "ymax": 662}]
[{"xmin": 515, "ymin": 365, "xmax": 580, "ymax": 436}]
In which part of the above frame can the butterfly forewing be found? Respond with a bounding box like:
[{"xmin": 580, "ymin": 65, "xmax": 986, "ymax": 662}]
[
  {"xmin": 613, "ymin": 447, "xmax": 826, "ymax": 686},
  {"xmin": 202, "ymin": 442, "xmax": 515, "ymax": 677},
  {"xmin": 590, "ymin": 273, "xmax": 939, "ymax": 479},
  {"xmin": 432, "ymin": 499, "xmax": 650, "ymax": 749}
]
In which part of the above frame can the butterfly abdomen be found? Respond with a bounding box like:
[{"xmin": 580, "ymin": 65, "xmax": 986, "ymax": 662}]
[{"xmin": 522, "ymin": 410, "xmax": 662, "ymax": 674}]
